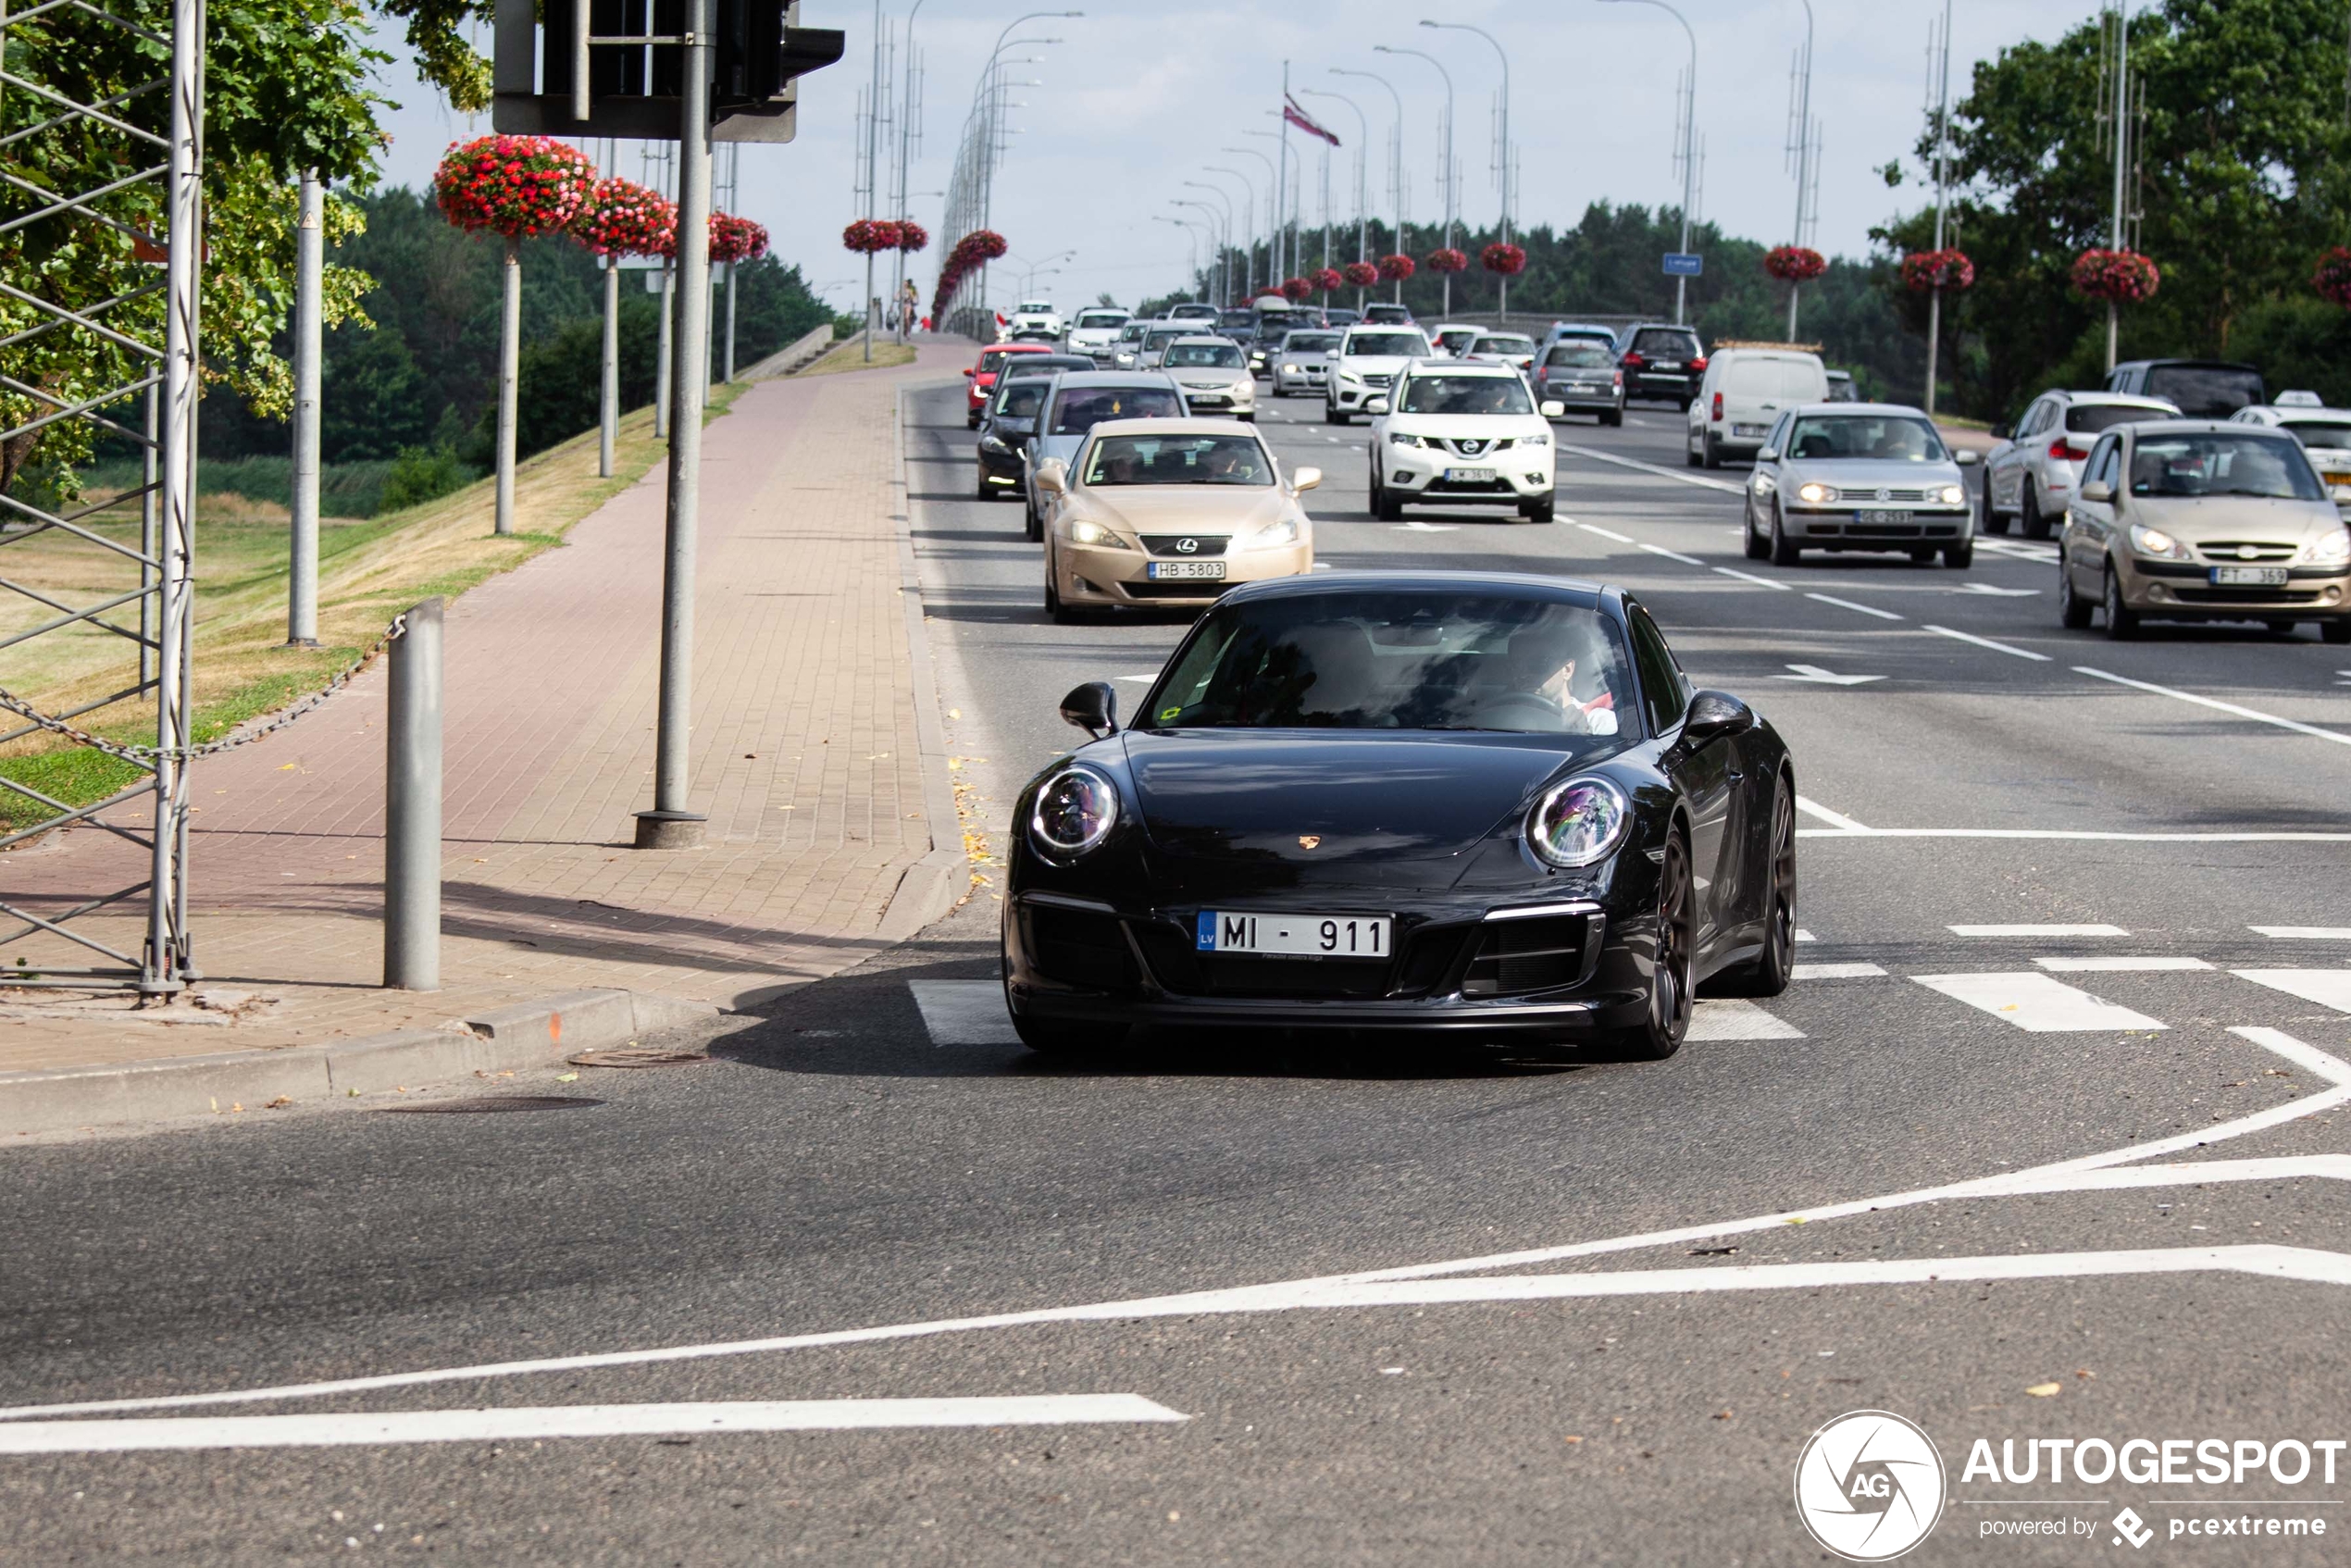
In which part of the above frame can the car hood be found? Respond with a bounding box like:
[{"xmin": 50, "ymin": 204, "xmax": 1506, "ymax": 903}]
[
  {"xmin": 1072, "ymin": 485, "xmax": 1294, "ymax": 538},
  {"xmin": 1117, "ymin": 730, "xmax": 1583, "ymax": 888},
  {"xmin": 1171, "ymin": 369, "xmax": 1252, "ymax": 387},
  {"xmin": 2122, "ymin": 494, "xmax": 2345, "ymax": 541},
  {"xmin": 1383, "ymin": 414, "xmax": 1550, "ymax": 442},
  {"xmin": 1780, "ymin": 457, "xmax": 1965, "ymax": 491},
  {"xmin": 1338, "ymin": 355, "xmax": 1418, "ymax": 376}
]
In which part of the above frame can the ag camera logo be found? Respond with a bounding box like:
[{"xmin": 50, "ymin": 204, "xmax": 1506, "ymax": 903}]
[{"xmin": 1795, "ymin": 1410, "xmax": 1947, "ymax": 1561}]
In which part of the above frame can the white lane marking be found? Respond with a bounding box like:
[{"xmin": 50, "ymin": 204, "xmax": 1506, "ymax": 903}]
[
  {"xmin": 14, "ymin": 1033, "xmax": 2341, "ymax": 1426},
  {"xmin": 1639, "ymin": 541, "xmax": 1708, "ymax": 566},
  {"xmin": 1559, "ymin": 442, "xmax": 1743, "ymax": 495},
  {"xmin": 2233, "ymin": 970, "xmax": 2351, "ymax": 1014},
  {"xmin": 1911, "ymin": 971, "xmax": 2167, "ymax": 1032},
  {"xmin": 2254, "ymin": 927, "xmax": 2351, "ymax": 939},
  {"xmin": 1311, "ymin": 561, "xmax": 1335, "ymax": 569},
  {"xmin": 2034, "ymin": 955, "xmax": 2211, "ymax": 972},
  {"xmin": 1778, "ymin": 664, "xmax": 1885, "ymax": 686},
  {"xmin": 908, "ymin": 979, "xmax": 1019, "ymax": 1046},
  {"xmin": 1805, "ymin": 591, "xmax": 1904, "ymax": 621},
  {"xmin": 1713, "ymin": 566, "xmax": 1792, "ymax": 591},
  {"xmin": 2075, "ymin": 666, "xmax": 2351, "ymax": 750},
  {"xmin": 1794, "ymin": 795, "xmax": 1872, "ymax": 832},
  {"xmin": 1576, "ymin": 522, "xmax": 1635, "ymax": 543},
  {"xmin": 1686, "ymin": 999, "xmax": 1804, "ymax": 1039},
  {"xmin": 1980, "ymin": 538, "xmax": 2061, "ymax": 563},
  {"xmin": 1802, "ymin": 828, "xmax": 2351, "ymax": 842},
  {"xmin": 1925, "ymin": 623, "xmax": 2051, "ymax": 661},
  {"xmin": 2001, "ymin": 1154, "xmax": 2351, "ymax": 1195},
  {"xmin": 1794, "ymin": 928, "xmax": 1818, "ymax": 941},
  {"xmin": 0, "ymin": 1397, "xmax": 1189, "ymax": 1455},
  {"xmin": 1950, "ymin": 923, "xmax": 2129, "ymax": 937},
  {"xmin": 1956, "ymin": 582, "xmax": 2038, "ymax": 597},
  {"xmin": 1401, "ymin": 519, "xmax": 1458, "ymax": 532},
  {"xmin": 1793, "ymin": 962, "xmax": 1887, "ymax": 979}
]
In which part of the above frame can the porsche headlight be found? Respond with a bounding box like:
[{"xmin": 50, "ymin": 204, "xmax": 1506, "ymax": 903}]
[
  {"xmin": 2128, "ymin": 522, "xmax": 2192, "ymax": 561},
  {"xmin": 1796, "ymin": 482, "xmax": 1835, "ymax": 505},
  {"xmin": 1525, "ymin": 776, "xmax": 1631, "ymax": 869},
  {"xmin": 1936, "ymin": 484, "xmax": 1967, "ymax": 506},
  {"xmin": 2302, "ymin": 528, "xmax": 2351, "ymax": 566},
  {"xmin": 1246, "ymin": 516, "xmax": 1299, "ymax": 549},
  {"xmin": 1069, "ymin": 518, "xmax": 1129, "ymax": 548},
  {"xmin": 1030, "ymin": 765, "xmax": 1119, "ymax": 858}
]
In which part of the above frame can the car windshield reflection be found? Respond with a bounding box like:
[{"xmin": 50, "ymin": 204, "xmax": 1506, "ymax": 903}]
[{"xmin": 1085, "ymin": 434, "xmax": 1273, "ymax": 487}]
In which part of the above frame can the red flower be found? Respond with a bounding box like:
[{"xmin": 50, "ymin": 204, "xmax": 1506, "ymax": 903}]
[
  {"xmin": 1278, "ymin": 276, "xmax": 1313, "ymax": 301},
  {"xmin": 2071, "ymin": 248, "xmax": 2159, "ymax": 305},
  {"xmin": 1342, "ymin": 260, "xmax": 1380, "ymax": 287},
  {"xmin": 1480, "ymin": 243, "xmax": 1525, "ymax": 277},
  {"xmin": 1763, "ymin": 245, "xmax": 1827, "ymax": 282},
  {"xmin": 434, "ymin": 134, "xmax": 597, "ymax": 240},
  {"xmin": 711, "ymin": 212, "xmax": 770, "ymax": 264},
  {"xmin": 1376, "ymin": 253, "xmax": 1416, "ymax": 282},
  {"xmin": 896, "ymin": 220, "xmax": 929, "ymax": 254},
  {"xmin": 1424, "ymin": 246, "xmax": 1468, "ymax": 274},
  {"xmin": 1900, "ymin": 248, "xmax": 1975, "ymax": 292},
  {"xmin": 1310, "ymin": 267, "xmax": 1344, "ymax": 293},
  {"xmin": 2316, "ymin": 247, "xmax": 2351, "ymax": 308},
  {"xmin": 843, "ymin": 218, "xmax": 904, "ymax": 255}
]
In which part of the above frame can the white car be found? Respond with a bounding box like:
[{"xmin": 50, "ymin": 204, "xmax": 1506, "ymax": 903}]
[
  {"xmin": 1984, "ymin": 390, "xmax": 2178, "ymax": 538},
  {"xmin": 1160, "ymin": 336, "xmax": 1257, "ymax": 420},
  {"xmin": 1325, "ymin": 324, "xmax": 1435, "ymax": 425},
  {"xmin": 1272, "ymin": 329, "xmax": 1344, "ymax": 398},
  {"xmin": 1009, "ymin": 299, "xmax": 1063, "ymax": 339},
  {"xmin": 1109, "ymin": 319, "xmax": 1151, "ymax": 369},
  {"xmin": 1066, "ymin": 306, "xmax": 1132, "ymax": 363},
  {"xmin": 1368, "ymin": 361, "xmax": 1564, "ymax": 522},
  {"xmin": 2231, "ymin": 403, "xmax": 2351, "ymax": 508},
  {"xmin": 1429, "ymin": 322, "xmax": 1482, "ymax": 357},
  {"xmin": 1687, "ymin": 347, "xmax": 1829, "ymax": 468}
]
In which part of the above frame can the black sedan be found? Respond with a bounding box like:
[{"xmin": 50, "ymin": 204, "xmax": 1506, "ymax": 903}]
[{"xmin": 1001, "ymin": 574, "xmax": 1797, "ymax": 1060}]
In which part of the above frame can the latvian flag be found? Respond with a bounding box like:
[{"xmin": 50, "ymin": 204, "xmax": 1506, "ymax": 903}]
[{"xmin": 1283, "ymin": 93, "xmax": 1341, "ymax": 147}]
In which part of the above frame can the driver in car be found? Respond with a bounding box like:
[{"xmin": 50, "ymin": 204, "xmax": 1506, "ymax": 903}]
[{"xmin": 1504, "ymin": 625, "xmax": 1619, "ymax": 733}]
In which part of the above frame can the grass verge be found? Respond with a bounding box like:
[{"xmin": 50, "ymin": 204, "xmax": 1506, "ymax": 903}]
[{"xmin": 795, "ymin": 341, "xmax": 917, "ymax": 377}]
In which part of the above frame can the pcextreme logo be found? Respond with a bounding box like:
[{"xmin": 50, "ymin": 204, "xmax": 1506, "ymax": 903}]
[{"xmin": 1794, "ymin": 1410, "xmax": 1949, "ymax": 1562}]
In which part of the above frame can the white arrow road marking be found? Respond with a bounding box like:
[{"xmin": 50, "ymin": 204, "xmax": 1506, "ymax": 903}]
[
  {"xmin": 0, "ymin": 1397, "xmax": 1189, "ymax": 1455},
  {"xmin": 1911, "ymin": 972, "xmax": 2167, "ymax": 1032},
  {"xmin": 1956, "ymin": 582, "xmax": 2039, "ymax": 596},
  {"xmin": 1779, "ymin": 664, "xmax": 1885, "ymax": 686},
  {"xmin": 8, "ymin": 1032, "xmax": 2342, "ymax": 1425},
  {"xmin": 2233, "ymin": 970, "xmax": 2351, "ymax": 1013},
  {"xmin": 1686, "ymin": 999, "xmax": 1804, "ymax": 1039}
]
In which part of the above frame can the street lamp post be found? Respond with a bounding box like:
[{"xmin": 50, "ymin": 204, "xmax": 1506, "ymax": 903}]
[
  {"xmin": 1786, "ymin": 0, "xmax": 1816, "ymax": 340},
  {"xmin": 1156, "ymin": 215, "xmax": 1203, "ymax": 299},
  {"xmin": 1206, "ymin": 165, "xmax": 1261, "ymax": 296},
  {"xmin": 1375, "ymin": 44, "xmax": 1458, "ymax": 314},
  {"xmin": 1420, "ymin": 20, "xmax": 1512, "ymax": 317},
  {"xmin": 1298, "ymin": 86, "xmax": 1370, "ymax": 291},
  {"xmin": 1181, "ymin": 181, "xmax": 1236, "ymax": 301},
  {"xmin": 1332, "ymin": 66, "xmax": 1408, "ymax": 300},
  {"xmin": 1221, "ymin": 146, "xmax": 1280, "ymax": 295},
  {"xmin": 1598, "ymin": 0, "xmax": 1699, "ymax": 326},
  {"xmin": 1244, "ymin": 128, "xmax": 1302, "ymax": 281}
]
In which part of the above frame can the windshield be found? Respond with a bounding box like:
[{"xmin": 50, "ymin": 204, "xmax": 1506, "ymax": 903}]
[
  {"xmin": 1436, "ymin": 329, "xmax": 1478, "ymax": 349},
  {"xmin": 1084, "ymin": 433, "xmax": 1274, "ymax": 487},
  {"xmin": 2128, "ymin": 433, "xmax": 2322, "ymax": 500},
  {"xmin": 1363, "ymin": 306, "xmax": 1413, "ymax": 324},
  {"xmin": 1399, "ymin": 376, "xmax": 1536, "ymax": 417},
  {"xmin": 2068, "ymin": 404, "xmax": 2168, "ymax": 435},
  {"xmin": 1146, "ymin": 592, "xmax": 1638, "ymax": 736},
  {"xmin": 1547, "ymin": 343, "xmax": 1613, "ymax": 368},
  {"xmin": 1784, "ymin": 415, "xmax": 1949, "ymax": 463},
  {"xmin": 1348, "ymin": 332, "xmax": 1431, "ymax": 359},
  {"xmin": 1165, "ymin": 342, "xmax": 1246, "ymax": 368},
  {"xmin": 977, "ymin": 348, "xmax": 1028, "ymax": 374},
  {"xmin": 1049, "ymin": 385, "xmax": 1186, "ymax": 434},
  {"xmin": 1284, "ymin": 333, "xmax": 1341, "ymax": 354},
  {"xmin": 2281, "ymin": 420, "xmax": 2351, "ymax": 451},
  {"xmin": 1474, "ymin": 335, "xmax": 1536, "ymax": 355},
  {"xmin": 1145, "ymin": 330, "xmax": 1187, "ymax": 349},
  {"xmin": 1075, "ymin": 311, "xmax": 1127, "ymax": 330},
  {"xmin": 1631, "ymin": 329, "xmax": 1700, "ymax": 357},
  {"xmin": 992, "ymin": 381, "xmax": 1048, "ymax": 419},
  {"xmin": 2143, "ymin": 366, "xmax": 2264, "ymax": 418}
]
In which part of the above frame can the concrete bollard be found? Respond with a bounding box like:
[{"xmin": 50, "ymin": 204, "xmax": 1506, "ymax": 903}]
[{"xmin": 384, "ymin": 598, "xmax": 443, "ymax": 990}]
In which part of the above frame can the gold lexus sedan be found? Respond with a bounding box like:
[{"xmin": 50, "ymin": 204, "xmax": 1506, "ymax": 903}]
[
  {"xmin": 1034, "ymin": 418, "xmax": 1318, "ymax": 622},
  {"xmin": 2059, "ymin": 420, "xmax": 2351, "ymax": 641}
]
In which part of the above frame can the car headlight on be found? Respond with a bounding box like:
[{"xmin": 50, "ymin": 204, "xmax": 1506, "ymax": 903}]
[
  {"xmin": 1030, "ymin": 765, "xmax": 1119, "ymax": 859},
  {"xmin": 1796, "ymin": 481, "xmax": 1835, "ymax": 505},
  {"xmin": 2301, "ymin": 528, "xmax": 2351, "ymax": 566},
  {"xmin": 1068, "ymin": 518, "xmax": 1129, "ymax": 549},
  {"xmin": 1526, "ymin": 776, "xmax": 1631, "ymax": 869},
  {"xmin": 1282, "ymin": 362, "xmax": 1300, "ymax": 373},
  {"xmin": 1245, "ymin": 516, "xmax": 1300, "ymax": 549},
  {"xmin": 1937, "ymin": 484, "xmax": 1967, "ymax": 505},
  {"xmin": 2128, "ymin": 522, "xmax": 2192, "ymax": 560},
  {"xmin": 1388, "ymin": 432, "xmax": 1428, "ymax": 448}
]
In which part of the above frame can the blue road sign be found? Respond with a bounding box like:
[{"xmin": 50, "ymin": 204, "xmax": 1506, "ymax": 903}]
[{"xmin": 1662, "ymin": 253, "xmax": 1704, "ymax": 278}]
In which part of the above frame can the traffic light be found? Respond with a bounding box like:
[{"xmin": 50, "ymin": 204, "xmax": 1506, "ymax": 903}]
[{"xmin": 497, "ymin": 0, "xmax": 841, "ymax": 140}]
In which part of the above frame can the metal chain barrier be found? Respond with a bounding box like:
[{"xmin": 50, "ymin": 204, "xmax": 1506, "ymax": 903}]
[{"xmin": 0, "ymin": 610, "xmax": 410, "ymax": 767}]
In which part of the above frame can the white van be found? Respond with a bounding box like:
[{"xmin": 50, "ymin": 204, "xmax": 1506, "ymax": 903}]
[{"xmin": 1687, "ymin": 348, "xmax": 1829, "ymax": 468}]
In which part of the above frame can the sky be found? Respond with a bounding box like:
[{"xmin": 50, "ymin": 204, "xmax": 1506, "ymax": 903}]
[{"xmin": 364, "ymin": 0, "xmax": 2113, "ymax": 315}]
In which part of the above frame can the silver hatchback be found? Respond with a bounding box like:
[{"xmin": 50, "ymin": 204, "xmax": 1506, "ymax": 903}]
[{"xmin": 1984, "ymin": 390, "xmax": 2177, "ymax": 539}]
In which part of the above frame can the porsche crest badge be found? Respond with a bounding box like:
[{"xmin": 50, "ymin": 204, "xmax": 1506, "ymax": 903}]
[{"xmin": 1297, "ymin": 835, "xmax": 1322, "ymax": 850}]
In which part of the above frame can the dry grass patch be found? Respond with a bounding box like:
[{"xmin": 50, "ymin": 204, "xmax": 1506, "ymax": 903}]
[{"xmin": 794, "ymin": 340, "xmax": 917, "ymax": 377}]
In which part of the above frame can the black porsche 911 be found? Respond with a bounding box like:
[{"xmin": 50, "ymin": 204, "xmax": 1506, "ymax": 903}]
[{"xmin": 1001, "ymin": 574, "xmax": 1797, "ymax": 1060}]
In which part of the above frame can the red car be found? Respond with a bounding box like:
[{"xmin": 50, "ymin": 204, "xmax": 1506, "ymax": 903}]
[{"xmin": 965, "ymin": 342, "xmax": 1055, "ymax": 428}]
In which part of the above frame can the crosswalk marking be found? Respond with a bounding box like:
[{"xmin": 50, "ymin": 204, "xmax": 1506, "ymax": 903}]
[
  {"xmin": 1793, "ymin": 963, "xmax": 1886, "ymax": 979},
  {"xmin": 1686, "ymin": 999, "xmax": 1805, "ymax": 1039},
  {"xmin": 1910, "ymin": 972, "xmax": 2168, "ymax": 1032},
  {"xmin": 2233, "ymin": 970, "xmax": 2351, "ymax": 1014},
  {"xmin": 1950, "ymin": 924, "xmax": 2130, "ymax": 938},
  {"xmin": 2035, "ymin": 955, "xmax": 2212, "ymax": 973}
]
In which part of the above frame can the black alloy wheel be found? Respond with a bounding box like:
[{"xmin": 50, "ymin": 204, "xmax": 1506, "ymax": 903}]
[
  {"xmin": 2020, "ymin": 484, "xmax": 2052, "ymax": 541},
  {"xmin": 1711, "ymin": 779, "xmax": 1797, "ymax": 999},
  {"xmin": 1769, "ymin": 504, "xmax": 1800, "ymax": 567},
  {"xmin": 1613, "ymin": 831, "xmax": 1695, "ymax": 1061},
  {"xmin": 2103, "ymin": 562, "xmax": 2139, "ymax": 639}
]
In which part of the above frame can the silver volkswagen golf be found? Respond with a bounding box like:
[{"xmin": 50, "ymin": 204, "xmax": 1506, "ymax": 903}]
[{"xmin": 1743, "ymin": 404, "xmax": 1980, "ymax": 568}]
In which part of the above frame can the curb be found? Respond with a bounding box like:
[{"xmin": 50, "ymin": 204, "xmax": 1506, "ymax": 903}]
[
  {"xmin": 0, "ymin": 988, "xmax": 720, "ymax": 1139},
  {"xmin": 877, "ymin": 378, "xmax": 971, "ymax": 940}
]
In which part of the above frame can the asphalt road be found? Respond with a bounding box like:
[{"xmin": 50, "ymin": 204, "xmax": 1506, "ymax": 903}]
[{"xmin": 3, "ymin": 380, "xmax": 2348, "ymax": 1565}]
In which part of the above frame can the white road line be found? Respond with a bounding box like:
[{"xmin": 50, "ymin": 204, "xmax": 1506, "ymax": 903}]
[
  {"xmin": 1402, "ymin": 519, "xmax": 1459, "ymax": 532},
  {"xmin": 0, "ymin": 1396, "xmax": 1189, "ymax": 1455},
  {"xmin": 1805, "ymin": 591, "xmax": 1904, "ymax": 621},
  {"xmin": 2253, "ymin": 927, "xmax": 2351, "ymax": 939},
  {"xmin": 1993, "ymin": 1156, "xmax": 2351, "ymax": 1196},
  {"xmin": 1639, "ymin": 541, "xmax": 1708, "ymax": 566},
  {"xmin": 1559, "ymin": 442, "xmax": 1744, "ymax": 495},
  {"xmin": 2074, "ymin": 666, "xmax": 2351, "ymax": 750},
  {"xmin": 1713, "ymin": 566, "xmax": 1793, "ymax": 591},
  {"xmin": 1794, "ymin": 928, "xmax": 1818, "ymax": 941},
  {"xmin": 2233, "ymin": 970, "xmax": 2351, "ymax": 1014},
  {"xmin": 2034, "ymin": 955, "xmax": 2212, "ymax": 973},
  {"xmin": 1576, "ymin": 522, "xmax": 1634, "ymax": 543},
  {"xmin": 1911, "ymin": 971, "xmax": 2167, "ymax": 1032},
  {"xmin": 1686, "ymin": 999, "xmax": 1804, "ymax": 1039},
  {"xmin": 1801, "ymin": 828, "xmax": 2351, "ymax": 842},
  {"xmin": 1925, "ymin": 623, "xmax": 2051, "ymax": 661},
  {"xmin": 1793, "ymin": 962, "xmax": 1887, "ymax": 979},
  {"xmin": 1794, "ymin": 795, "xmax": 1873, "ymax": 832},
  {"xmin": 1950, "ymin": 924, "xmax": 2129, "ymax": 937},
  {"xmin": 908, "ymin": 979, "xmax": 1019, "ymax": 1046}
]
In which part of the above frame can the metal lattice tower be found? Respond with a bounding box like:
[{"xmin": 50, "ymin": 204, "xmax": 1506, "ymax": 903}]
[{"xmin": 0, "ymin": 0, "xmax": 205, "ymax": 992}]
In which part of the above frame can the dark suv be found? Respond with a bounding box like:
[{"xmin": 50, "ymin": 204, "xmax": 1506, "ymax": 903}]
[
  {"xmin": 1249, "ymin": 311, "xmax": 1314, "ymax": 377},
  {"xmin": 2105, "ymin": 359, "xmax": 2265, "ymax": 418},
  {"xmin": 1614, "ymin": 323, "xmax": 1707, "ymax": 409}
]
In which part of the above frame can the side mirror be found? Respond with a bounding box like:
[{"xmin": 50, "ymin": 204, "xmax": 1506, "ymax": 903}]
[
  {"xmin": 1955, "ymin": 449, "xmax": 1980, "ymax": 467},
  {"xmin": 2079, "ymin": 479, "xmax": 2112, "ymax": 503},
  {"xmin": 1755, "ymin": 446, "xmax": 1780, "ymax": 464},
  {"xmin": 1035, "ymin": 459, "xmax": 1067, "ymax": 495},
  {"xmin": 1539, "ymin": 400, "xmax": 1565, "ymax": 418},
  {"xmin": 1680, "ymin": 691, "xmax": 1755, "ymax": 748},
  {"xmin": 1364, "ymin": 396, "xmax": 1390, "ymax": 415},
  {"xmin": 1060, "ymin": 680, "xmax": 1118, "ymax": 738},
  {"xmin": 964, "ymin": 367, "xmax": 976, "ymax": 378},
  {"xmin": 1291, "ymin": 466, "xmax": 1323, "ymax": 492}
]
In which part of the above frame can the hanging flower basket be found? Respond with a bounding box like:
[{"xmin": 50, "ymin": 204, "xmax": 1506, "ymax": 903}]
[
  {"xmin": 1310, "ymin": 267, "xmax": 1344, "ymax": 294},
  {"xmin": 1763, "ymin": 244, "xmax": 1826, "ymax": 283},
  {"xmin": 2071, "ymin": 248, "xmax": 2159, "ymax": 304},
  {"xmin": 1279, "ymin": 276, "xmax": 1313, "ymax": 302},
  {"xmin": 1342, "ymin": 260, "xmax": 1379, "ymax": 288},
  {"xmin": 896, "ymin": 220, "xmax": 930, "ymax": 254},
  {"xmin": 931, "ymin": 230, "xmax": 1011, "ymax": 323},
  {"xmin": 711, "ymin": 213, "xmax": 769, "ymax": 265},
  {"xmin": 1424, "ymin": 246, "xmax": 1469, "ymax": 275},
  {"xmin": 843, "ymin": 218, "xmax": 903, "ymax": 255},
  {"xmin": 1376, "ymin": 253, "xmax": 1416, "ymax": 282},
  {"xmin": 433, "ymin": 134, "xmax": 599, "ymax": 240},
  {"xmin": 572, "ymin": 178, "xmax": 674, "ymax": 258},
  {"xmin": 1900, "ymin": 248, "xmax": 1975, "ymax": 292},
  {"xmin": 2316, "ymin": 248, "xmax": 2351, "ymax": 308},
  {"xmin": 1480, "ymin": 242, "xmax": 1526, "ymax": 277}
]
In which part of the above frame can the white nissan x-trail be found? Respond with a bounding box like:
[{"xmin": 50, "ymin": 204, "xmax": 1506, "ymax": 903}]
[{"xmin": 1368, "ymin": 362, "xmax": 1565, "ymax": 522}]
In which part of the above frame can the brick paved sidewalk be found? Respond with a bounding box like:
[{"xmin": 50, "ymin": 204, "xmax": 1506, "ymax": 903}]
[{"xmin": 0, "ymin": 342, "xmax": 971, "ymax": 1076}]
